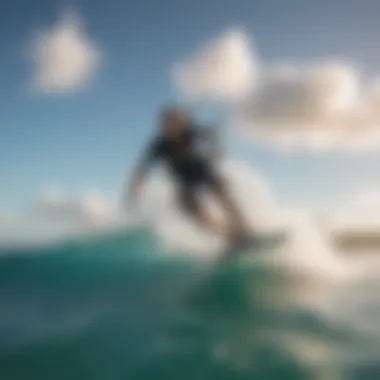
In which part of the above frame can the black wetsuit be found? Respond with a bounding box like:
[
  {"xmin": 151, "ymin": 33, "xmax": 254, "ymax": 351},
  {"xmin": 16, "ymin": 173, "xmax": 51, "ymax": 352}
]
[{"xmin": 138, "ymin": 125, "xmax": 223, "ymax": 213}]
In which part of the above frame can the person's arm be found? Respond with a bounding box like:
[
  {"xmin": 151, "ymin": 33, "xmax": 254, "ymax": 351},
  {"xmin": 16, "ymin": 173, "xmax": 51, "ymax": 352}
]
[{"xmin": 125, "ymin": 140, "xmax": 160, "ymax": 211}]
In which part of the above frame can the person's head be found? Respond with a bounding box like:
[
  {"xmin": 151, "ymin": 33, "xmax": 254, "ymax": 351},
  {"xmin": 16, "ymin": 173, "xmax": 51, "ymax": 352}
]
[{"xmin": 160, "ymin": 106, "xmax": 190, "ymax": 139}]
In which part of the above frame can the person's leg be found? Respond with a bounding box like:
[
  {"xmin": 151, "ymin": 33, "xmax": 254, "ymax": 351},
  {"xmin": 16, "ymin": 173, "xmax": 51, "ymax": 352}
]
[
  {"xmin": 178, "ymin": 186, "xmax": 229, "ymax": 237},
  {"xmin": 209, "ymin": 176, "xmax": 251, "ymax": 240}
]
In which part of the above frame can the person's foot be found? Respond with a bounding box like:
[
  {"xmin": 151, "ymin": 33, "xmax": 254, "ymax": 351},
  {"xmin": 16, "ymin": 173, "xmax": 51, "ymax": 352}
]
[{"xmin": 227, "ymin": 228, "xmax": 250, "ymax": 248}]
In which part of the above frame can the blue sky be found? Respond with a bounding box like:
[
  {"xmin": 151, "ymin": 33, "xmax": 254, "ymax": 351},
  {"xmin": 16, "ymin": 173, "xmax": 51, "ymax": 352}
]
[{"xmin": 2, "ymin": 0, "xmax": 380, "ymax": 234}]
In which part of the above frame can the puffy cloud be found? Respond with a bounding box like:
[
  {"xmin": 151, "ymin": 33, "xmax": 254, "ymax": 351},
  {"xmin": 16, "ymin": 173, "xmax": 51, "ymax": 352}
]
[
  {"xmin": 173, "ymin": 28, "xmax": 380, "ymax": 150},
  {"xmin": 28, "ymin": 9, "xmax": 101, "ymax": 93},
  {"xmin": 349, "ymin": 187, "xmax": 380, "ymax": 211},
  {"xmin": 172, "ymin": 28, "xmax": 258, "ymax": 100},
  {"xmin": 36, "ymin": 187, "xmax": 118, "ymax": 228},
  {"xmin": 327, "ymin": 187, "xmax": 380, "ymax": 232},
  {"xmin": 236, "ymin": 63, "xmax": 380, "ymax": 151}
]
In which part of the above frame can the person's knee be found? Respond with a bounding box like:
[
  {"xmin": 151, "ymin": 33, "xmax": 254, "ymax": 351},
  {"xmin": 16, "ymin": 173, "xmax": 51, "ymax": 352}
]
[
  {"xmin": 178, "ymin": 192, "xmax": 199, "ymax": 216},
  {"xmin": 213, "ymin": 182, "xmax": 231, "ymax": 204}
]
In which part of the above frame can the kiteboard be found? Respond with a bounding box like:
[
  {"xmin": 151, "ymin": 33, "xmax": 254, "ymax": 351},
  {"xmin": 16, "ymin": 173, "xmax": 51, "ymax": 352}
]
[{"xmin": 216, "ymin": 230, "xmax": 288, "ymax": 265}]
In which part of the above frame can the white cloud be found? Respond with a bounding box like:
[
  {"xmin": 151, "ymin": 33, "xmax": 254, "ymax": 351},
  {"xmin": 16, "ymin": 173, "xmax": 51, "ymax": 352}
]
[
  {"xmin": 28, "ymin": 9, "xmax": 101, "ymax": 93},
  {"xmin": 36, "ymin": 187, "xmax": 118, "ymax": 229},
  {"xmin": 327, "ymin": 187, "xmax": 380, "ymax": 232},
  {"xmin": 173, "ymin": 28, "xmax": 380, "ymax": 150},
  {"xmin": 0, "ymin": 191, "xmax": 128, "ymax": 248},
  {"xmin": 236, "ymin": 63, "xmax": 380, "ymax": 151},
  {"xmin": 350, "ymin": 187, "xmax": 380, "ymax": 210},
  {"xmin": 172, "ymin": 28, "xmax": 258, "ymax": 100}
]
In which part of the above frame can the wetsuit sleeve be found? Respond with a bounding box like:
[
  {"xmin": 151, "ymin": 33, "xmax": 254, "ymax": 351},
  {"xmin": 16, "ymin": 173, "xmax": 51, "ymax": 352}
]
[{"xmin": 193, "ymin": 125, "xmax": 220, "ymax": 142}]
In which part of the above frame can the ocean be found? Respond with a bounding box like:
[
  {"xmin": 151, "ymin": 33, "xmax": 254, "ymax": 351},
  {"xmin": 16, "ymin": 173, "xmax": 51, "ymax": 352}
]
[{"xmin": 0, "ymin": 226, "xmax": 379, "ymax": 380}]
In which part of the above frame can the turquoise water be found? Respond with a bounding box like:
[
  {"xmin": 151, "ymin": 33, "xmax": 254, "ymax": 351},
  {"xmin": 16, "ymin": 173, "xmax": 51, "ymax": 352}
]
[{"xmin": 0, "ymin": 227, "xmax": 378, "ymax": 380}]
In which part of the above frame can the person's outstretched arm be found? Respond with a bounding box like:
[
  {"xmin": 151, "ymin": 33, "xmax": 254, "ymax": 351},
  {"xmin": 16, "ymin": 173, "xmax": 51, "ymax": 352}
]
[{"xmin": 124, "ymin": 140, "xmax": 160, "ymax": 212}]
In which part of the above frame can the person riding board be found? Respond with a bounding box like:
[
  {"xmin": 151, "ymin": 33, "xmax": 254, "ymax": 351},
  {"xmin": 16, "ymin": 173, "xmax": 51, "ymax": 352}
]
[{"xmin": 125, "ymin": 106, "xmax": 251, "ymax": 247}]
